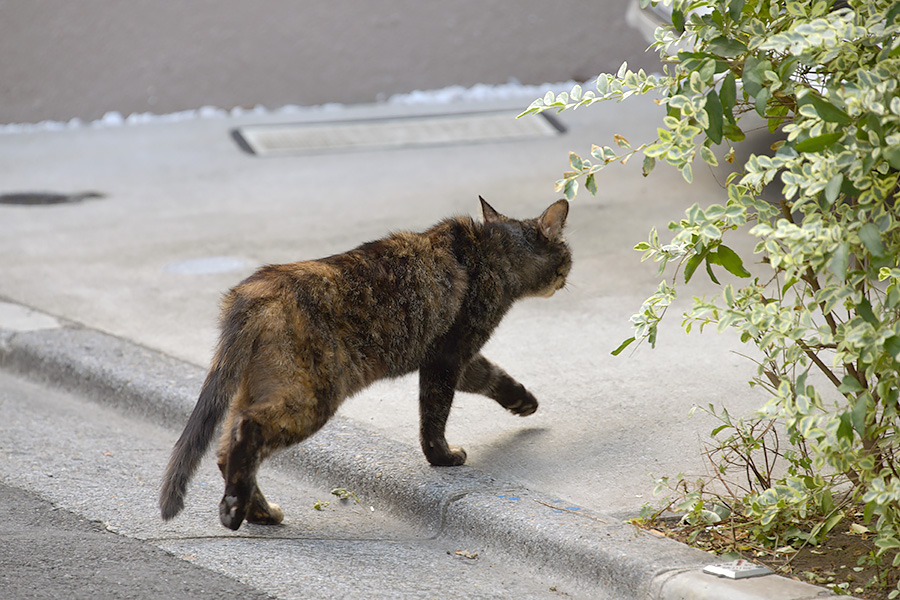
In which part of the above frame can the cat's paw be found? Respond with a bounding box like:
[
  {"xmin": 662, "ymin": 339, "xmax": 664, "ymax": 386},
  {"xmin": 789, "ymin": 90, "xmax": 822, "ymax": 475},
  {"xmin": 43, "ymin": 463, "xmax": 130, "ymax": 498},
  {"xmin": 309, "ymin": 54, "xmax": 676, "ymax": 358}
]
[
  {"xmin": 219, "ymin": 494, "xmax": 247, "ymax": 531},
  {"xmin": 426, "ymin": 445, "xmax": 467, "ymax": 467},
  {"xmin": 247, "ymin": 501, "xmax": 284, "ymax": 525},
  {"xmin": 245, "ymin": 487, "xmax": 284, "ymax": 525},
  {"xmin": 505, "ymin": 392, "xmax": 538, "ymax": 417}
]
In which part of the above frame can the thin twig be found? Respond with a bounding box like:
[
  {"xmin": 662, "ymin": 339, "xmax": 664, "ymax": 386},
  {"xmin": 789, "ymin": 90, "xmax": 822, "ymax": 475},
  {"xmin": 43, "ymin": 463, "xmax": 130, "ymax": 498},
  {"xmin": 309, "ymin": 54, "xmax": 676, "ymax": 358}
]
[
  {"xmin": 702, "ymin": 443, "xmax": 739, "ymax": 502},
  {"xmin": 797, "ymin": 339, "xmax": 843, "ymax": 388}
]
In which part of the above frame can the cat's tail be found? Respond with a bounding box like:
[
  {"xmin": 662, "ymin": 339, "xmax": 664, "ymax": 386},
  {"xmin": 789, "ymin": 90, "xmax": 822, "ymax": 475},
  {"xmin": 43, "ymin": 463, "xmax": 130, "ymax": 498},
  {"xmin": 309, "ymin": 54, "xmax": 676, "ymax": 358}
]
[{"xmin": 159, "ymin": 309, "xmax": 255, "ymax": 521}]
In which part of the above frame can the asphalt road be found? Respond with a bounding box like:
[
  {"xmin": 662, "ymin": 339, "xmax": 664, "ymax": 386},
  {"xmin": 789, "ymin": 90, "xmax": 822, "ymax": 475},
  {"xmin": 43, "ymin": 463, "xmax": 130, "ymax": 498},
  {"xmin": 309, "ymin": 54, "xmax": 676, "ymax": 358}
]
[
  {"xmin": 0, "ymin": 483, "xmax": 273, "ymax": 600},
  {"xmin": 0, "ymin": 369, "xmax": 581, "ymax": 600}
]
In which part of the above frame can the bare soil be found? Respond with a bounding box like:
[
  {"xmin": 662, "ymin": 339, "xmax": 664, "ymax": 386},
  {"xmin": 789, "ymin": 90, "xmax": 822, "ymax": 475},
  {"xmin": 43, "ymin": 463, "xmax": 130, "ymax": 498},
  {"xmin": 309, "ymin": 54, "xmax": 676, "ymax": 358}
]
[{"xmin": 638, "ymin": 516, "xmax": 898, "ymax": 599}]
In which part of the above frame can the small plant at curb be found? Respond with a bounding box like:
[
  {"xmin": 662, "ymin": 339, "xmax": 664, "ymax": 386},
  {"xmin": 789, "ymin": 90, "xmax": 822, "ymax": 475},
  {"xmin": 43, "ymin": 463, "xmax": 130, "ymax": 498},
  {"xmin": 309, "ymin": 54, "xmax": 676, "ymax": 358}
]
[
  {"xmin": 330, "ymin": 488, "xmax": 360, "ymax": 503},
  {"xmin": 523, "ymin": 1, "xmax": 900, "ymax": 597},
  {"xmin": 312, "ymin": 489, "xmax": 371, "ymax": 513}
]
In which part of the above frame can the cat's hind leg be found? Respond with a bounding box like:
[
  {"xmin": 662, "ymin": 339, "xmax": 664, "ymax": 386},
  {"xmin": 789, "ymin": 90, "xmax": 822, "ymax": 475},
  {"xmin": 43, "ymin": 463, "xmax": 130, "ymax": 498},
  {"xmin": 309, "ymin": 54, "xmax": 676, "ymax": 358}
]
[
  {"xmin": 218, "ymin": 415, "xmax": 267, "ymax": 530},
  {"xmin": 246, "ymin": 486, "xmax": 284, "ymax": 525},
  {"xmin": 216, "ymin": 446, "xmax": 283, "ymax": 526},
  {"xmin": 218, "ymin": 387, "xmax": 337, "ymax": 530},
  {"xmin": 457, "ymin": 354, "xmax": 538, "ymax": 416}
]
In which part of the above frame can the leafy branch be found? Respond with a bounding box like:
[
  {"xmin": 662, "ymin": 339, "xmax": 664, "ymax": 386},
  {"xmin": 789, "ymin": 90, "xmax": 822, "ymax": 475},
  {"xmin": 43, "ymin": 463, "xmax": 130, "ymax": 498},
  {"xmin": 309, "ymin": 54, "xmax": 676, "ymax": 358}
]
[{"xmin": 523, "ymin": 0, "xmax": 900, "ymax": 591}]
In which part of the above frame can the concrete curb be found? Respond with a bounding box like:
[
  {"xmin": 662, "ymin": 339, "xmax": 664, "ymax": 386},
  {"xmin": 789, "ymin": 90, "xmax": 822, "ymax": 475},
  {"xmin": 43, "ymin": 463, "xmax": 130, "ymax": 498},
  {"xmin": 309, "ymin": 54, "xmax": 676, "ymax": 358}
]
[{"xmin": 0, "ymin": 314, "xmax": 843, "ymax": 600}]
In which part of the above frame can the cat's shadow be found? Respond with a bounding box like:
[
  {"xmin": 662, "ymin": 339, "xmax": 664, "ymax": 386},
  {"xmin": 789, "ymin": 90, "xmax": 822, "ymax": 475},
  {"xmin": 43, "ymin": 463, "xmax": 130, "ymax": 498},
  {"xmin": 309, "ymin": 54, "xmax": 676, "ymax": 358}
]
[{"xmin": 471, "ymin": 427, "xmax": 550, "ymax": 467}]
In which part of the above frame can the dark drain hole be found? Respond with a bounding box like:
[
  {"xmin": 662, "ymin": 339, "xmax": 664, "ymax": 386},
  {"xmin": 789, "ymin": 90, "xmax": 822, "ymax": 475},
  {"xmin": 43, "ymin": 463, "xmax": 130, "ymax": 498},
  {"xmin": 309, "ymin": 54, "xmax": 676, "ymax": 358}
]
[{"xmin": 0, "ymin": 191, "xmax": 104, "ymax": 206}]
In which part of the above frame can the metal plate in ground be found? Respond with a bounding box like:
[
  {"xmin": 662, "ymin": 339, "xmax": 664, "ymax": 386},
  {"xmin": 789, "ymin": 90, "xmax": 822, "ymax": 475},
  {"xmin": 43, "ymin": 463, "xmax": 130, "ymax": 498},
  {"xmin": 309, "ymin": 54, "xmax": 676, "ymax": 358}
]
[
  {"xmin": 703, "ymin": 560, "xmax": 773, "ymax": 579},
  {"xmin": 232, "ymin": 111, "xmax": 564, "ymax": 156}
]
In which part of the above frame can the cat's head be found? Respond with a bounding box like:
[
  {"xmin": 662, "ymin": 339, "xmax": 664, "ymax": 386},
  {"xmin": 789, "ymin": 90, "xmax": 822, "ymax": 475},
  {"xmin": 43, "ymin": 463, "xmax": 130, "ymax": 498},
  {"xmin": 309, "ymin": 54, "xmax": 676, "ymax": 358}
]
[{"xmin": 479, "ymin": 196, "xmax": 572, "ymax": 298}]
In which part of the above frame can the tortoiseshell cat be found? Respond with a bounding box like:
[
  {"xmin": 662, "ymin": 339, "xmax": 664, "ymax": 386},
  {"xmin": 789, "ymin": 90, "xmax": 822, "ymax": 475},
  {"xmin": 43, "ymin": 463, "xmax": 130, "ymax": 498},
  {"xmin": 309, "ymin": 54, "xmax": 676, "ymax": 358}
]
[{"xmin": 160, "ymin": 197, "xmax": 571, "ymax": 530}]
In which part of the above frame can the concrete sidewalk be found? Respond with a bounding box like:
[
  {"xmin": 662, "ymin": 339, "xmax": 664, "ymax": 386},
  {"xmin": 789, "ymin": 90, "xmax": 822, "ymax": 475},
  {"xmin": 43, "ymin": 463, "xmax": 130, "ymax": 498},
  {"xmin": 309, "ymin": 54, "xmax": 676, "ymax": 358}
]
[
  {"xmin": 0, "ymin": 97, "xmax": 840, "ymax": 598},
  {"xmin": 0, "ymin": 96, "xmax": 753, "ymax": 518}
]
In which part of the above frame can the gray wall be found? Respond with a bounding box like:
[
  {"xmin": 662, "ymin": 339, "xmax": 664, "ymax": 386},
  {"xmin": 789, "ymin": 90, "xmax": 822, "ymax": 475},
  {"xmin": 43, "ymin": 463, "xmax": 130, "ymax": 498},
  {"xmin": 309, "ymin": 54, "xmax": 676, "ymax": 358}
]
[{"xmin": 1, "ymin": 0, "xmax": 658, "ymax": 123}]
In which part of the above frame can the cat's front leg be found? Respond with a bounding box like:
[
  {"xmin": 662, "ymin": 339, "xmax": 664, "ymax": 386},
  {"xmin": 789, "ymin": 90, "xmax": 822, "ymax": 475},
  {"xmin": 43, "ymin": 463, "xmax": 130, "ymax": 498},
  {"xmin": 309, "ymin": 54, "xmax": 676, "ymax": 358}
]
[
  {"xmin": 457, "ymin": 354, "xmax": 538, "ymax": 416},
  {"xmin": 418, "ymin": 365, "xmax": 467, "ymax": 466}
]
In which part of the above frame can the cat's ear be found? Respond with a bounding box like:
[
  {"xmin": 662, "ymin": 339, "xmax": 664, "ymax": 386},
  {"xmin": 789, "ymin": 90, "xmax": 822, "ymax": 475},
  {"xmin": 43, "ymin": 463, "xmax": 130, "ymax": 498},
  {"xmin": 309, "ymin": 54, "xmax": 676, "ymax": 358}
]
[
  {"xmin": 538, "ymin": 199, "xmax": 569, "ymax": 239},
  {"xmin": 479, "ymin": 196, "xmax": 503, "ymax": 223}
]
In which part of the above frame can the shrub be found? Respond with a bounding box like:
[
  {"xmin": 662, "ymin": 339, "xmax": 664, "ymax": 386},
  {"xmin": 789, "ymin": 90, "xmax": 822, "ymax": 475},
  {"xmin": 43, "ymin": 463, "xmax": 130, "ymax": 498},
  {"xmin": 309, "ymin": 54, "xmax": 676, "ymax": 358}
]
[{"xmin": 522, "ymin": 0, "xmax": 900, "ymax": 592}]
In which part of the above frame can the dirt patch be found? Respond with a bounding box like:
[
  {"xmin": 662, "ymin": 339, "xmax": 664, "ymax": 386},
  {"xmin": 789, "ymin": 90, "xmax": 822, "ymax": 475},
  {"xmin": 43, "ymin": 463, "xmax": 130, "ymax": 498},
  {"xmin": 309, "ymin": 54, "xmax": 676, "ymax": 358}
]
[{"xmin": 638, "ymin": 516, "xmax": 898, "ymax": 599}]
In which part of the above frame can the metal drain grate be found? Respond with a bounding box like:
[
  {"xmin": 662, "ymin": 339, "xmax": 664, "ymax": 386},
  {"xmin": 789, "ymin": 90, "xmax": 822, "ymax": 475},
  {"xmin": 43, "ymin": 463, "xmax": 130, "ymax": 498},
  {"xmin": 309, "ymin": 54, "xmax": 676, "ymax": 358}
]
[{"xmin": 232, "ymin": 111, "xmax": 564, "ymax": 156}]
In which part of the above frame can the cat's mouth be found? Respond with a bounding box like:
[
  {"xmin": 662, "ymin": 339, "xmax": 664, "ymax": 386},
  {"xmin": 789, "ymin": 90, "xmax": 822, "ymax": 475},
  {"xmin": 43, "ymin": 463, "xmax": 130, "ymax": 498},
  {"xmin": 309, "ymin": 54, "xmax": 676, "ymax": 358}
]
[{"xmin": 536, "ymin": 278, "xmax": 566, "ymax": 298}]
